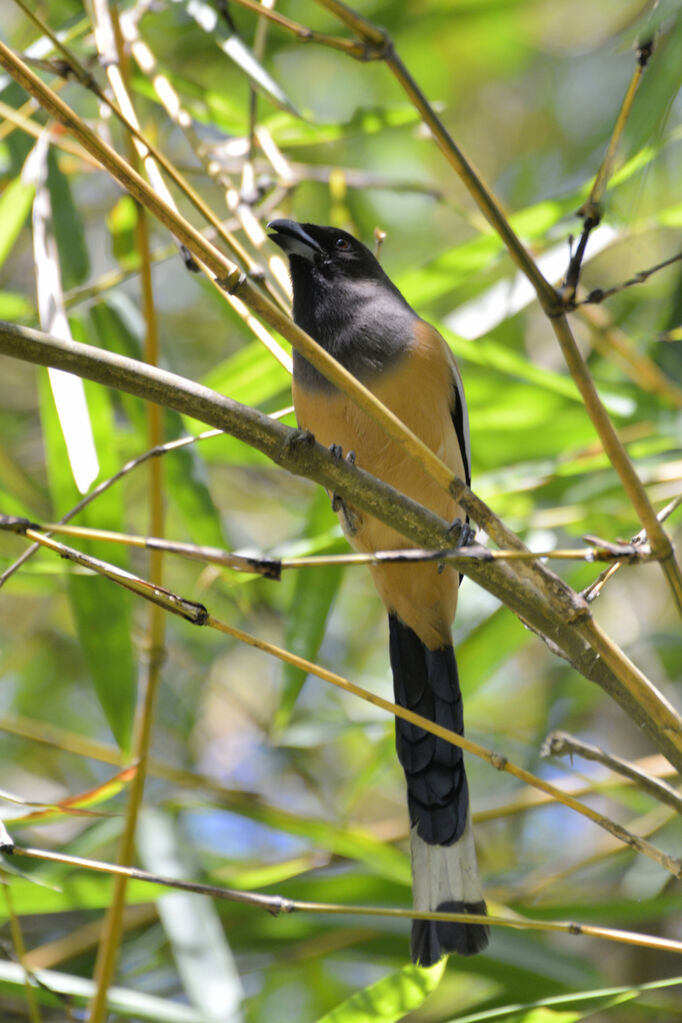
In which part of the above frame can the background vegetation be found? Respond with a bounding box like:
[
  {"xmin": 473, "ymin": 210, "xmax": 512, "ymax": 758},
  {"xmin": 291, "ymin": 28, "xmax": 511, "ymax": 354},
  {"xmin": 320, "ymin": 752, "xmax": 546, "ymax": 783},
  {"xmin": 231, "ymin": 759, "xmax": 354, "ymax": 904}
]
[{"xmin": 0, "ymin": 0, "xmax": 681, "ymax": 1020}]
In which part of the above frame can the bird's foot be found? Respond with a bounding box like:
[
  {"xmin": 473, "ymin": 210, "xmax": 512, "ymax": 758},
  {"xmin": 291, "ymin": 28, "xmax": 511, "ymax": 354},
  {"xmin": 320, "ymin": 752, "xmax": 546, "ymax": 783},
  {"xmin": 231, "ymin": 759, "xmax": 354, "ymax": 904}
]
[
  {"xmin": 329, "ymin": 444, "xmax": 359, "ymax": 534},
  {"xmin": 446, "ymin": 517, "xmax": 476, "ymax": 548},
  {"xmin": 439, "ymin": 518, "xmax": 475, "ymax": 575}
]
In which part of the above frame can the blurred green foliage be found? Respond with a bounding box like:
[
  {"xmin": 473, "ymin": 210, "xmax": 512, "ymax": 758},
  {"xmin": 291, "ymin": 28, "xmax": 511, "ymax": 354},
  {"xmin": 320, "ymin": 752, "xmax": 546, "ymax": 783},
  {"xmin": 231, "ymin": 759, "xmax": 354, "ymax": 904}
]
[{"xmin": 0, "ymin": 1, "xmax": 681, "ymax": 1021}]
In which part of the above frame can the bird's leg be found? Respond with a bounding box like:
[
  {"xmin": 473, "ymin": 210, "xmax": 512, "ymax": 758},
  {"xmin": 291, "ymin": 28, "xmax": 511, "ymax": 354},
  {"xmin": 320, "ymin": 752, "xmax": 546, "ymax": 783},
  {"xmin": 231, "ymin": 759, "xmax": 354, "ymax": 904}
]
[
  {"xmin": 329, "ymin": 445, "xmax": 359, "ymax": 535},
  {"xmin": 446, "ymin": 517, "xmax": 476, "ymax": 549},
  {"xmin": 440, "ymin": 517, "xmax": 476, "ymax": 575}
]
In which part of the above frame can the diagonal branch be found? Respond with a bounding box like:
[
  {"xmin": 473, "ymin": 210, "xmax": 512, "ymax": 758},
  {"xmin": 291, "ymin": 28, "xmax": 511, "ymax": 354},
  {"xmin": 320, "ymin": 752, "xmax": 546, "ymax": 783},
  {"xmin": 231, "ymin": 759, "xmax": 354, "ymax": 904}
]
[
  {"xmin": 1, "ymin": 318, "xmax": 681, "ymax": 773},
  {"xmin": 306, "ymin": 0, "xmax": 682, "ymax": 615},
  {"xmin": 3, "ymin": 522, "xmax": 680, "ymax": 875},
  {"xmin": 542, "ymin": 731, "xmax": 682, "ymax": 815}
]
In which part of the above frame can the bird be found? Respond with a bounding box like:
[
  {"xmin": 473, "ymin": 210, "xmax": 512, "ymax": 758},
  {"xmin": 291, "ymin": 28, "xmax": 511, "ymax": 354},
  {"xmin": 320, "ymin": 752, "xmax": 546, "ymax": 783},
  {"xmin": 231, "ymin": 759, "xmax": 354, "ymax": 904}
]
[{"xmin": 268, "ymin": 219, "xmax": 489, "ymax": 966}]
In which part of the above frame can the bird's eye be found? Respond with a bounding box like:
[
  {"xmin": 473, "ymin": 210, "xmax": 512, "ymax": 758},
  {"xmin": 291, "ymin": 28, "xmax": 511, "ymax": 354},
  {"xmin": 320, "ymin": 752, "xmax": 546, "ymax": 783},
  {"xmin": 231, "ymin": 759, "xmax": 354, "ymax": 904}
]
[{"xmin": 334, "ymin": 237, "xmax": 351, "ymax": 251}]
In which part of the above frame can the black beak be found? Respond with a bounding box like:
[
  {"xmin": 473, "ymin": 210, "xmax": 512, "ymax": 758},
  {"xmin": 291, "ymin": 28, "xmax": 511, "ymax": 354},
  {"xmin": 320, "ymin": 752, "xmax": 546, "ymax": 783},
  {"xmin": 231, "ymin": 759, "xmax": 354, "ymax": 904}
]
[{"xmin": 267, "ymin": 219, "xmax": 323, "ymax": 261}]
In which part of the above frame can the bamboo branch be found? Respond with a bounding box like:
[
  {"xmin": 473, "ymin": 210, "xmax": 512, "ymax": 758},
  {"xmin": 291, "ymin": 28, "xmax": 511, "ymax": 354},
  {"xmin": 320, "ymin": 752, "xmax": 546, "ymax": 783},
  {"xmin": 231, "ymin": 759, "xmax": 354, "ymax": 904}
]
[
  {"xmin": 577, "ymin": 251, "xmax": 682, "ymax": 309},
  {"xmin": 5, "ymin": 520, "xmax": 681, "ymax": 877},
  {"xmin": 10, "ymin": 0, "xmax": 273, "ymax": 286},
  {"xmin": 583, "ymin": 496, "xmax": 682, "ymax": 602},
  {"xmin": 1, "ymin": 318, "xmax": 680, "ymax": 771},
  {"xmin": 563, "ymin": 40, "xmax": 654, "ymax": 301},
  {"xmin": 304, "ymin": 0, "xmax": 682, "ymax": 614},
  {"xmin": 0, "ymin": 518, "xmax": 656, "ymax": 575},
  {"xmin": 4, "ymin": 844, "xmax": 682, "ymax": 955},
  {"xmin": 5, "ymin": 712, "xmax": 672, "ymax": 836},
  {"xmin": 1, "ymin": 887, "xmax": 41, "ymax": 1023},
  {"xmin": 551, "ymin": 313, "xmax": 682, "ymax": 613},
  {"xmin": 542, "ymin": 731, "xmax": 682, "ymax": 815},
  {"xmin": 86, "ymin": 20, "xmax": 167, "ymax": 1016}
]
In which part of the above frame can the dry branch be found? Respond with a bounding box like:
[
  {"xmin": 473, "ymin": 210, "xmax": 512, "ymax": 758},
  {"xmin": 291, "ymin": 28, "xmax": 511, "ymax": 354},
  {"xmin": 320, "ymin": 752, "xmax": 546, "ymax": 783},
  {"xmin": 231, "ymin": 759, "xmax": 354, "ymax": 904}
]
[{"xmin": 543, "ymin": 730, "xmax": 682, "ymax": 815}]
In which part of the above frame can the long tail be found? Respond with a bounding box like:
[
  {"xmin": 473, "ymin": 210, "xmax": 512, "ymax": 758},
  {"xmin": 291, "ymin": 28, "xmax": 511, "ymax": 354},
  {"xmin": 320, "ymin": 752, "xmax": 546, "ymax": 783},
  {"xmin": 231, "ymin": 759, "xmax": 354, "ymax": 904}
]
[{"xmin": 389, "ymin": 614, "xmax": 489, "ymax": 966}]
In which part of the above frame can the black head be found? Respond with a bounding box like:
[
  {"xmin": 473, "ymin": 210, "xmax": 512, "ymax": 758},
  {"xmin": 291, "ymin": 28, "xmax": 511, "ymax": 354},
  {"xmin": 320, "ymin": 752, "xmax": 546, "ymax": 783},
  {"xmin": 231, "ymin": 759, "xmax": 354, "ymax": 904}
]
[
  {"xmin": 267, "ymin": 219, "xmax": 413, "ymax": 301},
  {"xmin": 267, "ymin": 219, "xmax": 383, "ymax": 277},
  {"xmin": 267, "ymin": 219, "xmax": 416, "ymax": 385}
]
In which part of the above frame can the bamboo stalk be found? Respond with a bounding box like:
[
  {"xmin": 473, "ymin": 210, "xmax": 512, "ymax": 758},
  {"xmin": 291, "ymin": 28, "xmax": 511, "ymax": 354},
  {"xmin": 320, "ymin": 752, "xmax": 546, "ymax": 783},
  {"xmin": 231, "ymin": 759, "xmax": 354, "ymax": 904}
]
[
  {"xmin": 6, "ymin": 844, "xmax": 682, "ymax": 956},
  {"xmin": 5, "ymin": 518, "xmax": 679, "ymax": 876},
  {"xmin": 88, "ymin": 15, "xmax": 167, "ymax": 1016}
]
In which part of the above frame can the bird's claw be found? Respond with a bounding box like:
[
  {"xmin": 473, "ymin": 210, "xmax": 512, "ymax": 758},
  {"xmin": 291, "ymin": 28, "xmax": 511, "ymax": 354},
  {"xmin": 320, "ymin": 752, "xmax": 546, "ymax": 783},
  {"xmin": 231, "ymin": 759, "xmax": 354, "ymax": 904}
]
[
  {"xmin": 329, "ymin": 444, "xmax": 356, "ymax": 466},
  {"xmin": 329, "ymin": 445, "xmax": 359, "ymax": 534},
  {"xmin": 439, "ymin": 518, "xmax": 475, "ymax": 575},
  {"xmin": 446, "ymin": 517, "xmax": 475, "ymax": 548}
]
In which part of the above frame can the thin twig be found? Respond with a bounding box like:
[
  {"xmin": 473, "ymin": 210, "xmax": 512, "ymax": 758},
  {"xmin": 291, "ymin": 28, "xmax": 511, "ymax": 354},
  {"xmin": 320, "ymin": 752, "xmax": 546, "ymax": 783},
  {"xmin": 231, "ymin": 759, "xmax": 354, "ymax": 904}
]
[
  {"xmin": 4, "ymin": 712, "xmax": 673, "ymax": 835},
  {"xmin": 1, "ymin": 887, "xmax": 42, "ymax": 1023},
  {"xmin": 0, "ymin": 516, "xmax": 282, "ymax": 579},
  {"xmin": 0, "ymin": 430, "xmax": 220, "ymax": 588},
  {"xmin": 562, "ymin": 39, "xmax": 654, "ymax": 303},
  {"xmin": 578, "ymin": 303, "xmax": 682, "ymax": 408},
  {"xmin": 582, "ymin": 495, "xmax": 682, "ymax": 603},
  {"xmin": 5, "ymin": 521, "xmax": 681, "ymax": 877},
  {"xmin": 222, "ymin": 0, "xmax": 372, "ymax": 58},
  {"xmin": 542, "ymin": 731, "xmax": 682, "ymax": 815},
  {"xmin": 550, "ymin": 312, "xmax": 682, "ymax": 614},
  {"xmin": 4, "ymin": 844, "xmax": 682, "ymax": 955},
  {"xmin": 577, "ymin": 251, "xmax": 682, "ymax": 307},
  {"xmin": 0, "ymin": 517, "xmax": 656, "ymax": 575}
]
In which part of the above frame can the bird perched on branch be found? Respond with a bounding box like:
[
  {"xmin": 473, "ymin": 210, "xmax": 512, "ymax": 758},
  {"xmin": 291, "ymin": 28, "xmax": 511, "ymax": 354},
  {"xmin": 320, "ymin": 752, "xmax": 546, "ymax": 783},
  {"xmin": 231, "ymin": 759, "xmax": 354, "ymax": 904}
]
[{"xmin": 268, "ymin": 219, "xmax": 488, "ymax": 966}]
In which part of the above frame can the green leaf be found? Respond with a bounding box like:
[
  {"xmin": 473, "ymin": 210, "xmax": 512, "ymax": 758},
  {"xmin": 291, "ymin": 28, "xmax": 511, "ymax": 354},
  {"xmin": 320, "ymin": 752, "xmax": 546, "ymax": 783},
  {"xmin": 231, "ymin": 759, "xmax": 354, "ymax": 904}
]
[
  {"xmin": 264, "ymin": 105, "xmax": 423, "ymax": 147},
  {"xmin": 0, "ymin": 174, "xmax": 34, "ymax": 270},
  {"xmin": 1, "ymin": 765, "xmax": 136, "ymax": 826},
  {"xmin": 451, "ymin": 974, "xmax": 682, "ymax": 1023},
  {"xmin": 138, "ymin": 810, "xmax": 244, "ymax": 1021},
  {"xmin": 315, "ymin": 960, "xmax": 446, "ymax": 1023},
  {"xmin": 47, "ymin": 148, "xmax": 90, "ymax": 288},
  {"xmin": 37, "ymin": 347, "xmax": 136, "ymax": 754},
  {"xmin": 274, "ymin": 490, "xmax": 345, "ymax": 731},
  {"xmin": 88, "ymin": 298, "xmax": 227, "ymax": 548},
  {"xmin": 201, "ymin": 339, "xmax": 291, "ymax": 408},
  {"xmin": 625, "ymin": 10, "xmax": 682, "ymax": 160},
  {"xmin": 183, "ymin": 0, "xmax": 300, "ymax": 116},
  {"xmin": 0, "ymin": 290, "xmax": 34, "ymax": 321},
  {"xmin": 0, "ymin": 958, "xmax": 219, "ymax": 1023},
  {"xmin": 107, "ymin": 194, "xmax": 140, "ymax": 271}
]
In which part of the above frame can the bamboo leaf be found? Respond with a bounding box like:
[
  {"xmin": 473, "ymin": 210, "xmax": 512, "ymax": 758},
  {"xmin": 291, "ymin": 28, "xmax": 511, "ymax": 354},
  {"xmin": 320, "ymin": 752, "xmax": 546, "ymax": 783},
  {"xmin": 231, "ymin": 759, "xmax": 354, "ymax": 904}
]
[
  {"xmin": 0, "ymin": 958, "xmax": 220, "ymax": 1022},
  {"xmin": 315, "ymin": 960, "xmax": 446, "ymax": 1023},
  {"xmin": 0, "ymin": 174, "xmax": 34, "ymax": 270},
  {"xmin": 138, "ymin": 810, "xmax": 245, "ymax": 1023},
  {"xmin": 274, "ymin": 490, "xmax": 345, "ymax": 732},
  {"xmin": 37, "ymin": 352, "xmax": 136, "ymax": 754},
  {"xmin": 46, "ymin": 147, "xmax": 90, "ymax": 289},
  {"xmin": 180, "ymin": 0, "xmax": 300, "ymax": 115},
  {"xmin": 2, "ymin": 766, "xmax": 136, "ymax": 827}
]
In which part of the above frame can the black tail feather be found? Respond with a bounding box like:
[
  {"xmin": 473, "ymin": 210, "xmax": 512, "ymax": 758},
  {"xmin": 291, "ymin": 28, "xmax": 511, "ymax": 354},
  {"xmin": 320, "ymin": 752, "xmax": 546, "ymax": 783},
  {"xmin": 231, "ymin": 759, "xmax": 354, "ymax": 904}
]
[
  {"xmin": 388, "ymin": 614, "xmax": 488, "ymax": 962},
  {"xmin": 412, "ymin": 900, "xmax": 489, "ymax": 966},
  {"xmin": 389, "ymin": 615, "xmax": 468, "ymax": 847}
]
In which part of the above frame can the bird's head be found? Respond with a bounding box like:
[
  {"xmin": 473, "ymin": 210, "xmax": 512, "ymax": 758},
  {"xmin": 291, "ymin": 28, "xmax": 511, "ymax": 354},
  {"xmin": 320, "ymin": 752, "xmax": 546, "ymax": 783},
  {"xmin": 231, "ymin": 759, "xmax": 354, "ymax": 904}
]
[
  {"xmin": 267, "ymin": 219, "xmax": 383, "ymax": 284},
  {"xmin": 267, "ymin": 219, "xmax": 411, "ymax": 337},
  {"xmin": 267, "ymin": 219, "xmax": 416, "ymax": 375}
]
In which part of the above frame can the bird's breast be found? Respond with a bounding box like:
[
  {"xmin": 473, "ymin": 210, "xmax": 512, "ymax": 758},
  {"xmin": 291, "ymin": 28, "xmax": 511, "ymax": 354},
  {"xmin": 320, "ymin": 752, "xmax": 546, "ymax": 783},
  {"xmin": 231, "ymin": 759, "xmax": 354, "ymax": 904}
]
[
  {"xmin": 292, "ymin": 325, "xmax": 465, "ymax": 536},
  {"xmin": 292, "ymin": 322, "xmax": 466, "ymax": 648}
]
